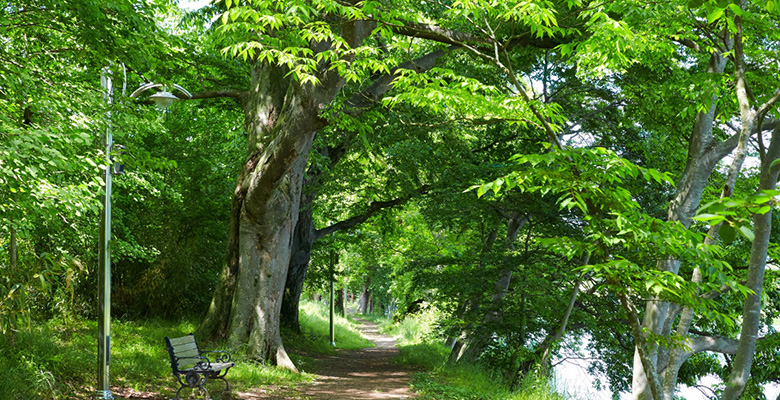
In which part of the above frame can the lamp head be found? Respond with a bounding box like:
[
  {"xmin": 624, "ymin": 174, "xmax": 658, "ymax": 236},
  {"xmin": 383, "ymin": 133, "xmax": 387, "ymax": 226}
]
[{"xmin": 149, "ymin": 91, "xmax": 179, "ymax": 109}]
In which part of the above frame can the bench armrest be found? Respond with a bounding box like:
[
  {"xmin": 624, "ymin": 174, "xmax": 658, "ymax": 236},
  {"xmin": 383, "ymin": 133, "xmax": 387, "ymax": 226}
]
[
  {"xmin": 176, "ymin": 355, "xmax": 212, "ymax": 370},
  {"xmin": 201, "ymin": 350, "xmax": 232, "ymax": 363}
]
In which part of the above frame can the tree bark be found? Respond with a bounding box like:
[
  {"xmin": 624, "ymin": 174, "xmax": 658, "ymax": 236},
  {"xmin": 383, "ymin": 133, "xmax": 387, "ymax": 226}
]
[
  {"xmin": 280, "ymin": 189, "xmax": 315, "ymax": 332},
  {"xmin": 448, "ymin": 229, "xmax": 497, "ymax": 363},
  {"xmin": 198, "ymin": 152, "xmax": 259, "ymax": 341},
  {"xmin": 662, "ymin": 74, "xmax": 754, "ymax": 400},
  {"xmin": 622, "ymin": 291, "xmax": 665, "ymax": 400},
  {"xmin": 280, "ymin": 182, "xmax": 428, "ymax": 331},
  {"xmin": 196, "ymin": 19, "xmax": 380, "ymax": 370},
  {"xmin": 336, "ymin": 287, "xmax": 345, "ymax": 317}
]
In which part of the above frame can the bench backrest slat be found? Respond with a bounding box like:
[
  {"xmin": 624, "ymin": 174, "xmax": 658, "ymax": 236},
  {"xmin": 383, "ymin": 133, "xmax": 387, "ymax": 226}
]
[{"xmin": 165, "ymin": 334, "xmax": 201, "ymax": 373}]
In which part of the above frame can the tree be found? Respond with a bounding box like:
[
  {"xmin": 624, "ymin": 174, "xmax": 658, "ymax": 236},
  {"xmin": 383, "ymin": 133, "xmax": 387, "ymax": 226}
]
[{"xmin": 195, "ymin": 0, "xmax": 572, "ymax": 369}]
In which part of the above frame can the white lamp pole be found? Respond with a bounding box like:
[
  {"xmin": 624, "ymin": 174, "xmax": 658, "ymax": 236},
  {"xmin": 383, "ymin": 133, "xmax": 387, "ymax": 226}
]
[
  {"xmin": 95, "ymin": 68, "xmax": 114, "ymax": 400},
  {"xmin": 95, "ymin": 74, "xmax": 190, "ymax": 400}
]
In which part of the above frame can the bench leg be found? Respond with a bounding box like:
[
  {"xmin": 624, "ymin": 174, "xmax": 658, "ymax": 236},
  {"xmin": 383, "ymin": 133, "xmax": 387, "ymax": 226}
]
[
  {"xmin": 174, "ymin": 378, "xmax": 211, "ymax": 400},
  {"xmin": 217, "ymin": 376, "xmax": 231, "ymax": 393}
]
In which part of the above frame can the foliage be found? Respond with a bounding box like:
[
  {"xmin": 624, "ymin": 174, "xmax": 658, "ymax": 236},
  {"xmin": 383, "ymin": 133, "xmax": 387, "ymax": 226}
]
[{"xmin": 477, "ymin": 146, "xmax": 748, "ymax": 324}]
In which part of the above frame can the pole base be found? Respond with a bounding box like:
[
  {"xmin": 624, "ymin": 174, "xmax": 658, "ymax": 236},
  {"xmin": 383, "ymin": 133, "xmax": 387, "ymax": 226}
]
[{"xmin": 94, "ymin": 389, "xmax": 114, "ymax": 399}]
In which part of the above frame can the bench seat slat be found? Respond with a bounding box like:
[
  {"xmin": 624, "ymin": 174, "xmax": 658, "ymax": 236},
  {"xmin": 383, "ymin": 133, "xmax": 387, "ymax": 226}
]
[{"xmin": 181, "ymin": 362, "xmax": 235, "ymax": 373}]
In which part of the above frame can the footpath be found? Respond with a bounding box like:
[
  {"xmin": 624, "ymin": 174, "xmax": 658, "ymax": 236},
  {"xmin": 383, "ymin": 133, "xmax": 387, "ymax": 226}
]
[{"xmin": 237, "ymin": 317, "xmax": 416, "ymax": 399}]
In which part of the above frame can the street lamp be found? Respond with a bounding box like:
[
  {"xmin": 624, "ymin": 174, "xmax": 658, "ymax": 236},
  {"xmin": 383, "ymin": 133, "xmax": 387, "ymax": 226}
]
[
  {"xmin": 95, "ymin": 73, "xmax": 190, "ymax": 400},
  {"xmin": 130, "ymin": 83, "xmax": 192, "ymax": 109}
]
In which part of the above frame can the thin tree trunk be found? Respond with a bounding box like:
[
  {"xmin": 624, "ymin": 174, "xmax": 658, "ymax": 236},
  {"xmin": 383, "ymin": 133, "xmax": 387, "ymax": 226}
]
[
  {"xmin": 448, "ymin": 229, "xmax": 496, "ymax": 363},
  {"xmin": 9, "ymin": 225, "xmax": 17, "ymax": 270},
  {"xmin": 622, "ymin": 292, "xmax": 665, "ymax": 400},
  {"xmin": 539, "ymin": 256, "xmax": 589, "ymax": 372},
  {"xmin": 722, "ymin": 124, "xmax": 780, "ymax": 400},
  {"xmin": 336, "ymin": 287, "xmax": 345, "ymax": 317},
  {"xmin": 358, "ymin": 278, "xmax": 370, "ymax": 314},
  {"xmin": 460, "ymin": 214, "xmax": 527, "ymax": 362}
]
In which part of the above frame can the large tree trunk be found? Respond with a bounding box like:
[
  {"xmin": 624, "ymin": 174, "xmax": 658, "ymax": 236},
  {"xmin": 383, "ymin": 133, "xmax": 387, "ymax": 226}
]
[
  {"xmin": 199, "ymin": 56, "xmax": 342, "ymax": 369},
  {"xmin": 197, "ymin": 153, "xmax": 258, "ymax": 341}
]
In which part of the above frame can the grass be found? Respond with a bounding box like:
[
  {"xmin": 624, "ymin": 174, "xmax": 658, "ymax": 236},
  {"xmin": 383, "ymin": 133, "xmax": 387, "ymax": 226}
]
[
  {"xmin": 296, "ymin": 300, "xmax": 373, "ymax": 352},
  {"xmin": 0, "ymin": 299, "xmax": 371, "ymax": 400},
  {"xmin": 372, "ymin": 311, "xmax": 572, "ymax": 400}
]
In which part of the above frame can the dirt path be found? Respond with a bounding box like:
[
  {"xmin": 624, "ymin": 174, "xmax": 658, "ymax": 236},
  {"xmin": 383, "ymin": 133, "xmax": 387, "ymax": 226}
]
[{"xmin": 236, "ymin": 318, "xmax": 417, "ymax": 400}]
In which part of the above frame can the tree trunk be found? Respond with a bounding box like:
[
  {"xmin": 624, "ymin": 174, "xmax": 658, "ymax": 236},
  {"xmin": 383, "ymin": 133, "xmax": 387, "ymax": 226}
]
[
  {"xmin": 631, "ymin": 49, "xmax": 734, "ymax": 400},
  {"xmin": 9, "ymin": 225, "xmax": 17, "ymax": 271},
  {"xmin": 538, "ymin": 258, "xmax": 589, "ymax": 372},
  {"xmin": 722, "ymin": 124, "xmax": 780, "ymax": 400},
  {"xmin": 447, "ymin": 229, "xmax": 496, "ymax": 363},
  {"xmin": 358, "ymin": 278, "xmax": 370, "ymax": 314},
  {"xmin": 460, "ymin": 214, "xmax": 527, "ymax": 362},
  {"xmin": 448, "ymin": 332, "xmax": 468, "ymax": 364},
  {"xmin": 336, "ymin": 287, "xmax": 345, "ymax": 317},
  {"xmin": 198, "ymin": 153, "xmax": 259, "ymax": 341},
  {"xmin": 662, "ymin": 93, "xmax": 754, "ymax": 400},
  {"xmin": 199, "ymin": 60, "xmax": 337, "ymax": 370},
  {"xmin": 280, "ymin": 190, "xmax": 315, "ymax": 332}
]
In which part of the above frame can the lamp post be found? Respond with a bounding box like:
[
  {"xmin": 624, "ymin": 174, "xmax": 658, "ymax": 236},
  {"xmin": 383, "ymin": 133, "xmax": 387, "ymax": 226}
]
[
  {"xmin": 329, "ymin": 248, "xmax": 336, "ymax": 347},
  {"xmin": 95, "ymin": 74, "xmax": 190, "ymax": 400}
]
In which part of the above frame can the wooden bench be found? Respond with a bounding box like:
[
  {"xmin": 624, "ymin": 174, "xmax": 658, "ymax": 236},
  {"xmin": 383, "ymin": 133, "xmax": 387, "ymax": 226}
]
[{"xmin": 164, "ymin": 334, "xmax": 234, "ymax": 400}]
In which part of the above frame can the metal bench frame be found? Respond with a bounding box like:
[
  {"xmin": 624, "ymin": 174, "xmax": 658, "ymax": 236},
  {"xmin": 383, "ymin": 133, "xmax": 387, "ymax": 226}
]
[{"xmin": 164, "ymin": 334, "xmax": 234, "ymax": 400}]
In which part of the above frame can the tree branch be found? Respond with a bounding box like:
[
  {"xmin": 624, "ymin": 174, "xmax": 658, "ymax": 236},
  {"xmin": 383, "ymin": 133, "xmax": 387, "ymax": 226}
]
[
  {"xmin": 344, "ymin": 46, "xmax": 457, "ymax": 115},
  {"xmin": 390, "ymin": 22, "xmax": 491, "ymax": 46},
  {"xmin": 314, "ymin": 185, "xmax": 430, "ymax": 240}
]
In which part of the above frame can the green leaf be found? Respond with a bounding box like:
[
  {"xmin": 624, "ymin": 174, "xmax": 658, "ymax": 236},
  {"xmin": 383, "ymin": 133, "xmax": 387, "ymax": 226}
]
[
  {"xmin": 738, "ymin": 225, "xmax": 755, "ymax": 242},
  {"xmin": 707, "ymin": 7, "xmax": 725, "ymax": 22},
  {"xmin": 693, "ymin": 213, "xmax": 725, "ymax": 222},
  {"xmin": 720, "ymin": 223, "xmax": 736, "ymax": 244}
]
